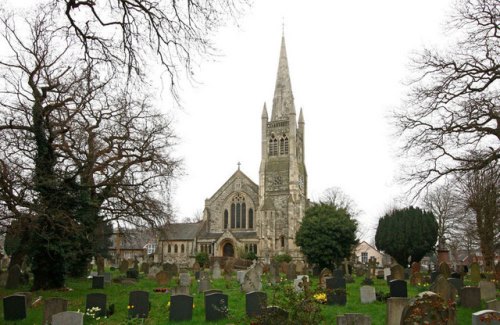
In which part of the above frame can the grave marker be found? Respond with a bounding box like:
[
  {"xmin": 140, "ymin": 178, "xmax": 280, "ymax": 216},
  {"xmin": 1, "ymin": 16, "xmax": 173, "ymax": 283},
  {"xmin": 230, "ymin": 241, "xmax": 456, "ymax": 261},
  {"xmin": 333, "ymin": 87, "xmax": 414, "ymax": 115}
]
[
  {"xmin": 86, "ymin": 293, "xmax": 107, "ymax": 318},
  {"xmin": 246, "ymin": 291, "xmax": 267, "ymax": 318},
  {"xmin": 461, "ymin": 286, "xmax": 481, "ymax": 309},
  {"xmin": 479, "ymin": 281, "xmax": 497, "ymax": 301},
  {"xmin": 92, "ymin": 275, "xmax": 105, "ymax": 289},
  {"xmin": 360, "ymin": 285, "xmax": 376, "ymax": 304},
  {"xmin": 205, "ymin": 292, "xmax": 228, "ymax": 321},
  {"xmin": 51, "ymin": 311, "xmax": 84, "ymax": 325},
  {"xmin": 390, "ymin": 279, "xmax": 408, "ymax": 298},
  {"xmin": 386, "ymin": 297, "xmax": 409, "ymax": 325},
  {"xmin": 471, "ymin": 310, "xmax": 500, "ymax": 325},
  {"xmin": 156, "ymin": 270, "xmax": 169, "ymax": 285},
  {"xmin": 401, "ymin": 291, "xmax": 456, "ymax": 325},
  {"xmin": 169, "ymin": 294, "xmax": 193, "ymax": 322},
  {"xmin": 3, "ymin": 294, "xmax": 26, "ymax": 321},
  {"xmin": 43, "ymin": 297, "xmax": 68, "ymax": 324},
  {"xmin": 337, "ymin": 313, "xmax": 372, "ymax": 325},
  {"xmin": 390, "ymin": 264, "xmax": 405, "ymax": 281},
  {"xmin": 129, "ymin": 291, "xmax": 149, "ymax": 319}
]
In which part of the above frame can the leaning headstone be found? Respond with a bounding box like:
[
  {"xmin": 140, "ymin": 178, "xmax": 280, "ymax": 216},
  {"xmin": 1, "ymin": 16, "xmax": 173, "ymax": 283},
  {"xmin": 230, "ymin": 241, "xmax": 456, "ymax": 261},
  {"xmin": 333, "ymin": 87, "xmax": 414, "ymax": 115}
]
[
  {"xmin": 337, "ymin": 313, "xmax": 372, "ymax": 325},
  {"xmin": 237, "ymin": 270, "xmax": 246, "ymax": 284},
  {"xmin": 470, "ymin": 262, "xmax": 481, "ymax": 283},
  {"xmin": 438, "ymin": 262, "xmax": 451, "ymax": 279},
  {"xmin": 3, "ymin": 294, "xmax": 26, "ymax": 321},
  {"xmin": 430, "ymin": 275, "xmax": 457, "ymax": 302},
  {"xmin": 92, "ymin": 275, "xmax": 105, "ymax": 289},
  {"xmin": 51, "ymin": 311, "xmax": 84, "ymax": 325},
  {"xmin": 386, "ymin": 297, "xmax": 409, "ymax": 325},
  {"xmin": 319, "ymin": 268, "xmax": 332, "ymax": 289},
  {"xmin": 156, "ymin": 270, "xmax": 169, "ymax": 285},
  {"xmin": 360, "ymin": 285, "xmax": 376, "ymax": 304},
  {"xmin": 241, "ymin": 267, "xmax": 262, "ymax": 293},
  {"xmin": 390, "ymin": 279, "xmax": 408, "ymax": 298},
  {"xmin": 198, "ymin": 278, "xmax": 211, "ymax": 293},
  {"xmin": 169, "ymin": 294, "xmax": 193, "ymax": 322},
  {"xmin": 391, "ymin": 264, "xmax": 405, "ymax": 281},
  {"xmin": 212, "ymin": 261, "xmax": 222, "ymax": 279},
  {"xmin": 326, "ymin": 276, "xmax": 347, "ymax": 305},
  {"xmin": 85, "ymin": 293, "xmax": 107, "ymax": 318},
  {"xmin": 479, "ymin": 281, "xmax": 497, "ymax": 301},
  {"xmin": 128, "ymin": 291, "xmax": 149, "ymax": 319},
  {"xmin": 246, "ymin": 291, "xmax": 267, "ymax": 318},
  {"xmin": 43, "ymin": 297, "xmax": 68, "ymax": 324},
  {"xmin": 471, "ymin": 310, "xmax": 500, "ymax": 325},
  {"xmin": 205, "ymin": 292, "xmax": 228, "ymax": 321},
  {"xmin": 286, "ymin": 262, "xmax": 297, "ymax": 281},
  {"xmin": 461, "ymin": 286, "xmax": 481, "ymax": 308},
  {"xmin": 401, "ymin": 291, "xmax": 456, "ymax": 325},
  {"xmin": 119, "ymin": 260, "xmax": 129, "ymax": 273},
  {"xmin": 5, "ymin": 265, "xmax": 22, "ymax": 289}
]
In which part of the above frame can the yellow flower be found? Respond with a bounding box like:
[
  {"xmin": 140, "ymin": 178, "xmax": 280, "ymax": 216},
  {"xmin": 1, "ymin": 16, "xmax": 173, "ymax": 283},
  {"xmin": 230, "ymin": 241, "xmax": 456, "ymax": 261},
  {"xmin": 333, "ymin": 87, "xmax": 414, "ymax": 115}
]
[{"xmin": 193, "ymin": 304, "xmax": 196, "ymax": 308}]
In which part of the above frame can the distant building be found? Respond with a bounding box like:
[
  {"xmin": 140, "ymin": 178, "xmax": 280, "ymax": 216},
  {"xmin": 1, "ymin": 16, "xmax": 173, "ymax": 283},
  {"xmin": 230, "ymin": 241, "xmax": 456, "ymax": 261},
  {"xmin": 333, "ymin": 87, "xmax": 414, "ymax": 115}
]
[
  {"xmin": 108, "ymin": 228, "xmax": 157, "ymax": 263},
  {"xmin": 354, "ymin": 241, "xmax": 391, "ymax": 266}
]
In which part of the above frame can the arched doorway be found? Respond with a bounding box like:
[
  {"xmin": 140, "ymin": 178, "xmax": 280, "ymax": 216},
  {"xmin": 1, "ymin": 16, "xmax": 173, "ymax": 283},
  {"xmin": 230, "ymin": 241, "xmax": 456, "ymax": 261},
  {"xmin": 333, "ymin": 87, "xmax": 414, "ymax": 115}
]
[{"xmin": 223, "ymin": 242, "xmax": 234, "ymax": 257}]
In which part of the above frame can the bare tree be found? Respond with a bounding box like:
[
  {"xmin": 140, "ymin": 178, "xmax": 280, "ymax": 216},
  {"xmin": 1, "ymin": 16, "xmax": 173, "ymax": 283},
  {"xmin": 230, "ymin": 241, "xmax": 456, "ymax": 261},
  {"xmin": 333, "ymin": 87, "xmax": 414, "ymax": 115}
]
[
  {"xmin": 320, "ymin": 186, "xmax": 361, "ymax": 217},
  {"xmin": 395, "ymin": 0, "xmax": 499, "ymax": 194}
]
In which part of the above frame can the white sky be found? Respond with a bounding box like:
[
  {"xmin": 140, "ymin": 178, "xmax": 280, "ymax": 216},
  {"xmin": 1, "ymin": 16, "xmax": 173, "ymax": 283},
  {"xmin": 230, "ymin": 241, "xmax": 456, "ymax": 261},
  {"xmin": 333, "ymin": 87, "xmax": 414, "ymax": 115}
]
[{"xmin": 169, "ymin": 0, "xmax": 456, "ymax": 240}]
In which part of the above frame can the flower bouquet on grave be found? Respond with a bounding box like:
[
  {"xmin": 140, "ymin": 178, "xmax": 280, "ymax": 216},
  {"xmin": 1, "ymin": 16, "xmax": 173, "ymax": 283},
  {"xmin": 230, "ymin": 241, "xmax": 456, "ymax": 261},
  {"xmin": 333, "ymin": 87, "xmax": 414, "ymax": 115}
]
[
  {"xmin": 313, "ymin": 292, "xmax": 327, "ymax": 304},
  {"xmin": 153, "ymin": 288, "xmax": 169, "ymax": 293}
]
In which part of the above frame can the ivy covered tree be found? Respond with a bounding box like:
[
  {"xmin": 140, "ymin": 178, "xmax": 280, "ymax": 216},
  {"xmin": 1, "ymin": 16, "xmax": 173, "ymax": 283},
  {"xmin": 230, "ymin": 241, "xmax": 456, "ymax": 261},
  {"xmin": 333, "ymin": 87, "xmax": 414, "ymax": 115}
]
[
  {"xmin": 296, "ymin": 203, "xmax": 358, "ymax": 270},
  {"xmin": 375, "ymin": 206, "xmax": 438, "ymax": 267}
]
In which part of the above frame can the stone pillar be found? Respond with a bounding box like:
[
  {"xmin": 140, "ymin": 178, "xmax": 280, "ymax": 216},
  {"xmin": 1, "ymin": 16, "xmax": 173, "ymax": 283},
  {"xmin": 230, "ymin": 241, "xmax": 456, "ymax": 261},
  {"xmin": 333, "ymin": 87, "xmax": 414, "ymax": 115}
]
[{"xmin": 386, "ymin": 297, "xmax": 409, "ymax": 325}]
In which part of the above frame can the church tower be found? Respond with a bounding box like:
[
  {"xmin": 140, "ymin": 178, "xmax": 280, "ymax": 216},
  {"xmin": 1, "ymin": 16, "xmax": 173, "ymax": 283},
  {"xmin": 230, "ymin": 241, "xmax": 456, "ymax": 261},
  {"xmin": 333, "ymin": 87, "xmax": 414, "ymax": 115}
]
[{"xmin": 258, "ymin": 35, "xmax": 307, "ymax": 261}]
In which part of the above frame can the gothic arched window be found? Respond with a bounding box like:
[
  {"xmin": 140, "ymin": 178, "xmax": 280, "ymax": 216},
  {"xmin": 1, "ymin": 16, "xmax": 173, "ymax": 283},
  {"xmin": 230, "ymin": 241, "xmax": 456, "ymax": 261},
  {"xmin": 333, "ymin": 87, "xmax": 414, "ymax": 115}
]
[
  {"xmin": 230, "ymin": 203, "xmax": 235, "ymax": 228},
  {"xmin": 181, "ymin": 244, "xmax": 185, "ymax": 253},
  {"xmin": 241, "ymin": 203, "xmax": 246, "ymax": 228},
  {"xmin": 224, "ymin": 209, "xmax": 228, "ymax": 229},
  {"xmin": 168, "ymin": 244, "xmax": 171, "ymax": 253},
  {"xmin": 174, "ymin": 244, "xmax": 178, "ymax": 253},
  {"xmin": 280, "ymin": 236, "xmax": 285, "ymax": 248},
  {"xmin": 248, "ymin": 208, "xmax": 254, "ymax": 228},
  {"xmin": 269, "ymin": 134, "xmax": 278, "ymax": 156}
]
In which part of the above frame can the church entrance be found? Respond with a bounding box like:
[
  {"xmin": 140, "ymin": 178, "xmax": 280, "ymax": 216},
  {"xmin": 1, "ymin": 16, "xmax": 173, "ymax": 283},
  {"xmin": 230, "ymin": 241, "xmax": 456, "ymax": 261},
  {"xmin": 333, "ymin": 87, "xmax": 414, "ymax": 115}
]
[{"xmin": 222, "ymin": 242, "xmax": 234, "ymax": 257}]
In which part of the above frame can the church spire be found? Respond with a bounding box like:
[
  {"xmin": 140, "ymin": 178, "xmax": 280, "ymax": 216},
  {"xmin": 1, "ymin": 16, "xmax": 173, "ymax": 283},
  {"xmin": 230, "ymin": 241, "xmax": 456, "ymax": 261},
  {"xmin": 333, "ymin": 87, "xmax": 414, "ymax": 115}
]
[{"xmin": 271, "ymin": 34, "xmax": 295, "ymax": 121}]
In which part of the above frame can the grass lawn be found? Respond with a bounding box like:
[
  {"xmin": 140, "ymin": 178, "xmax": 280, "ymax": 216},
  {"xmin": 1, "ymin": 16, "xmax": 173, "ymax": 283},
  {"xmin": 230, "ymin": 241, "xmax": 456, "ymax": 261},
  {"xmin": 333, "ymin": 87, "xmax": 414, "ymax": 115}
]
[{"xmin": 0, "ymin": 269, "xmax": 494, "ymax": 324}]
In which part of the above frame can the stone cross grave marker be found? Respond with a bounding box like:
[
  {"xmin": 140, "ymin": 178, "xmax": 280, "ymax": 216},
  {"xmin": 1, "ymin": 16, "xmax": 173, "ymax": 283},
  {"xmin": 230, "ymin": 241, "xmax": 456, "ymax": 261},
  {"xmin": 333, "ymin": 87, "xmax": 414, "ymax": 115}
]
[
  {"xmin": 205, "ymin": 292, "xmax": 228, "ymax": 322},
  {"xmin": 3, "ymin": 294, "xmax": 26, "ymax": 321},
  {"xmin": 246, "ymin": 291, "xmax": 267, "ymax": 318},
  {"xmin": 390, "ymin": 279, "xmax": 408, "ymax": 298},
  {"xmin": 43, "ymin": 297, "xmax": 68, "ymax": 325},
  {"xmin": 169, "ymin": 294, "xmax": 193, "ymax": 322},
  {"xmin": 360, "ymin": 285, "xmax": 376, "ymax": 304},
  {"xmin": 85, "ymin": 293, "xmax": 107, "ymax": 318},
  {"xmin": 342, "ymin": 258, "xmax": 350, "ymax": 275},
  {"xmin": 368, "ymin": 257, "xmax": 377, "ymax": 278},
  {"xmin": 51, "ymin": 311, "xmax": 84, "ymax": 325}
]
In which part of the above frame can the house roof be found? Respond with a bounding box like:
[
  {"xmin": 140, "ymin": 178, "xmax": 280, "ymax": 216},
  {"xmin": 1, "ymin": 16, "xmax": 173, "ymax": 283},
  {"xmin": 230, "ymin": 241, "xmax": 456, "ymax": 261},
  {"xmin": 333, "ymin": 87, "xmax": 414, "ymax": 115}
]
[{"xmin": 159, "ymin": 222, "xmax": 204, "ymax": 241}]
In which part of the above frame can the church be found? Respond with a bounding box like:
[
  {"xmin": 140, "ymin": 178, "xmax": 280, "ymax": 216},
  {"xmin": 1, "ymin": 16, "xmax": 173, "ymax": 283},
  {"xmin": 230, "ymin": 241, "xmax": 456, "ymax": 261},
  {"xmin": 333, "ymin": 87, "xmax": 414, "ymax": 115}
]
[{"xmin": 157, "ymin": 35, "xmax": 308, "ymax": 264}]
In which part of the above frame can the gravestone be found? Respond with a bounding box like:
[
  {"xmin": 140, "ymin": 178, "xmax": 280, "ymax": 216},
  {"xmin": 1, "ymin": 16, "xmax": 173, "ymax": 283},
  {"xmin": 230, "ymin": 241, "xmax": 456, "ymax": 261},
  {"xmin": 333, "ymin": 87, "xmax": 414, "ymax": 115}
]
[
  {"xmin": 333, "ymin": 268, "xmax": 344, "ymax": 279},
  {"xmin": 390, "ymin": 264, "xmax": 405, "ymax": 281},
  {"xmin": 337, "ymin": 313, "xmax": 372, "ymax": 325},
  {"xmin": 133, "ymin": 258, "xmax": 139, "ymax": 271},
  {"xmin": 448, "ymin": 277, "xmax": 463, "ymax": 293},
  {"xmin": 103, "ymin": 272, "xmax": 112, "ymax": 283},
  {"xmin": 119, "ymin": 260, "xmax": 129, "ymax": 273},
  {"xmin": 172, "ymin": 285, "xmax": 189, "ymax": 295},
  {"xmin": 293, "ymin": 275, "xmax": 309, "ymax": 292},
  {"xmin": 262, "ymin": 306, "xmax": 289, "ymax": 323},
  {"xmin": 401, "ymin": 291, "xmax": 456, "ymax": 325},
  {"xmin": 461, "ymin": 286, "xmax": 481, "ymax": 308},
  {"xmin": 430, "ymin": 271, "xmax": 439, "ymax": 284},
  {"xmin": 479, "ymin": 281, "xmax": 497, "ymax": 301},
  {"xmin": 203, "ymin": 289, "xmax": 222, "ymax": 296},
  {"xmin": 169, "ymin": 294, "xmax": 193, "ymax": 322},
  {"xmin": 148, "ymin": 265, "xmax": 161, "ymax": 279},
  {"xmin": 3, "ymin": 294, "xmax": 26, "ymax": 321},
  {"xmin": 296, "ymin": 261, "xmax": 306, "ymax": 274},
  {"xmin": 92, "ymin": 275, "xmax": 105, "ymax": 289},
  {"xmin": 280, "ymin": 262, "xmax": 289, "ymax": 274},
  {"xmin": 43, "ymin": 297, "xmax": 68, "ymax": 324},
  {"xmin": 140, "ymin": 263, "xmax": 150, "ymax": 275},
  {"xmin": 198, "ymin": 278, "xmax": 211, "ymax": 293},
  {"xmin": 450, "ymin": 272, "xmax": 461, "ymax": 279},
  {"xmin": 390, "ymin": 279, "xmax": 408, "ymax": 298},
  {"xmin": 368, "ymin": 257, "xmax": 377, "ymax": 278},
  {"xmin": 199, "ymin": 270, "xmax": 208, "ymax": 280},
  {"xmin": 246, "ymin": 291, "xmax": 267, "ymax": 318},
  {"xmin": 410, "ymin": 272, "xmax": 423, "ymax": 286},
  {"xmin": 342, "ymin": 258, "xmax": 350, "ymax": 275},
  {"xmin": 86, "ymin": 293, "xmax": 107, "ymax": 318},
  {"xmin": 126, "ymin": 268, "xmax": 139, "ymax": 279},
  {"xmin": 319, "ymin": 268, "xmax": 332, "ymax": 289},
  {"xmin": 156, "ymin": 270, "xmax": 169, "ymax": 285},
  {"xmin": 287, "ymin": 262, "xmax": 297, "ymax": 280},
  {"xmin": 96, "ymin": 256, "xmax": 105, "ymax": 274},
  {"xmin": 128, "ymin": 291, "xmax": 149, "ymax": 319},
  {"xmin": 224, "ymin": 259, "xmax": 234, "ymax": 275},
  {"xmin": 471, "ymin": 310, "xmax": 500, "ymax": 325},
  {"xmin": 384, "ymin": 267, "xmax": 391, "ymax": 280},
  {"xmin": 51, "ymin": 311, "xmax": 84, "ymax": 325},
  {"xmin": 470, "ymin": 262, "xmax": 481, "ymax": 283},
  {"xmin": 326, "ymin": 276, "xmax": 347, "ymax": 305},
  {"xmin": 438, "ymin": 262, "xmax": 451, "ymax": 279},
  {"xmin": 430, "ymin": 274, "xmax": 457, "ymax": 302},
  {"xmin": 5, "ymin": 265, "xmax": 22, "ymax": 289},
  {"xmin": 360, "ymin": 285, "xmax": 376, "ymax": 304},
  {"xmin": 242, "ymin": 267, "xmax": 262, "ymax": 293},
  {"xmin": 237, "ymin": 270, "xmax": 246, "ymax": 284},
  {"xmin": 487, "ymin": 300, "xmax": 500, "ymax": 312},
  {"xmin": 14, "ymin": 292, "xmax": 32, "ymax": 309},
  {"xmin": 205, "ymin": 292, "xmax": 228, "ymax": 321},
  {"xmin": 179, "ymin": 272, "xmax": 191, "ymax": 287},
  {"xmin": 212, "ymin": 261, "xmax": 222, "ymax": 279},
  {"xmin": 386, "ymin": 297, "xmax": 409, "ymax": 325},
  {"xmin": 269, "ymin": 262, "xmax": 280, "ymax": 284},
  {"xmin": 164, "ymin": 263, "xmax": 179, "ymax": 277},
  {"xmin": 192, "ymin": 262, "xmax": 201, "ymax": 272}
]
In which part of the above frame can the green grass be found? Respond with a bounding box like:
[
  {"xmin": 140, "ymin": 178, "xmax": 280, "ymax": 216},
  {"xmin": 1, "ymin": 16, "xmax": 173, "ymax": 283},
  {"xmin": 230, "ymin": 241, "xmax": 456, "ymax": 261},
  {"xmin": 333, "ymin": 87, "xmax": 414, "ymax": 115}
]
[{"xmin": 0, "ymin": 270, "xmax": 493, "ymax": 324}]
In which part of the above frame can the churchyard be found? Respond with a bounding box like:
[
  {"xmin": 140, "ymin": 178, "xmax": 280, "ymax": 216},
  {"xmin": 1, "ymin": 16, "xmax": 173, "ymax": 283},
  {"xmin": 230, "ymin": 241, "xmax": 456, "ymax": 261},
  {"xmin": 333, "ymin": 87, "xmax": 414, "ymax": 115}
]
[{"xmin": 0, "ymin": 259, "xmax": 499, "ymax": 324}]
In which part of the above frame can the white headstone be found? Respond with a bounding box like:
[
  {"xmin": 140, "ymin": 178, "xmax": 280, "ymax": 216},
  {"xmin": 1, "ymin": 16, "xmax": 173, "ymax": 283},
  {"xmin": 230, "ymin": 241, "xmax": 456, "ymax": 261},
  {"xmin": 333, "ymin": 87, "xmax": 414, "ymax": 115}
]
[
  {"xmin": 384, "ymin": 267, "xmax": 391, "ymax": 280},
  {"xmin": 360, "ymin": 285, "xmax": 376, "ymax": 304},
  {"xmin": 52, "ymin": 311, "xmax": 84, "ymax": 325},
  {"xmin": 237, "ymin": 270, "xmax": 247, "ymax": 284}
]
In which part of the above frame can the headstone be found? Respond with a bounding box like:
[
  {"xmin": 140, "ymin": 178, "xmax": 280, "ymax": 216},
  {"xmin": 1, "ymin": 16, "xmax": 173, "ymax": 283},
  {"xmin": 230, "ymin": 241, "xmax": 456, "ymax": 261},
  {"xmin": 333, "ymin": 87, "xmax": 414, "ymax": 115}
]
[
  {"xmin": 169, "ymin": 294, "xmax": 193, "ymax": 322},
  {"xmin": 126, "ymin": 268, "xmax": 139, "ymax": 279},
  {"xmin": 85, "ymin": 293, "xmax": 107, "ymax": 318},
  {"xmin": 198, "ymin": 278, "xmax": 211, "ymax": 293},
  {"xmin": 3, "ymin": 295, "xmax": 26, "ymax": 321},
  {"xmin": 198, "ymin": 270, "xmax": 208, "ymax": 280},
  {"xmin": 487, "ymin": 300, "xmax": 500, "ymax": 312},
  {"xmin": 205, "ymin": 293, "xmax": 228, "ymax": 321},
  {"xmin": 43, "ymin": 297, "xmax": 68, "ymax": 324},
  {"xmin": 450, "ymin": 272, "xmax": 461, "ymax": 279},
  {"xmin": 179, "ymin": 272, "xmax": 191, "ymax": 287},
  {"xmin": 192, "ymin": 262, "xmax": 201, "ymax": 272},
  {"xmin": 360, "ymin": 285, "xmax": 376, "ymax": 304},
  {"xmin": 479, "ymin": 281, "xmax": 497, "ymax": 301},
  {"xmin": 286, "ymin": 262, "xmax": 297, "ymax": 280},
  {"xmin": 203, "ymin": 289, "xmax": 222, "ymax": 296},
  {"xmin": 133, "ymin": 258, "xmax": 139, "ymax": 271},
  {"xmin": 386, "ymin": 297, "xmax": 409, "ymax": 325},
  {"xmin": 390, "ymin": 264, "xmax": 405, "ymax": 281},
  {"xmin": 236, "ymin": 270, "xmax": 246, "ymax": 284},
  {"xmin": 296, "ymin": 261, "xmax": 306, "ymax": 274},
  {"xmin": 246, "ymin": 291, "xmax": 267, "ymax": 318},
  {"xmin": 14, "ymin": 292, "xmax": 32, "ymax": 309},
  {"xmin": 438, "ymin": 262, "xmax": 451, "ymax": 279},
  {"xmin": 119, "ymin": 260, "xmax": 129, "ymax": 273},
  {"xmin": 471, "ymin": 262, "xmax": 481, "ymax": 283},
  {"xmin": 384, "ymin": 267, "xmax": 391, "ymax": 280},
  {"xmin": 410, "ymin": 272, "xmax": 424, "ymax": 286},
  {"xmin": 461, "ymin": 286, "xmax": 481, "ymax": 308},
  {"xmin": 430, "ymin": 274, "xmax": 457, "ymax": 302},
  {"xmin": 5, "ymin": 265, "xmax": 22, "ymax": 289},
  {"xmin": 156, "ymin": 270, "xmax": 169, "ymax": 285},
  {"xmin": 269, "ymin": 261, "xmax": 280, "ymax": 284},
  {"xmin": 401, "ymin": 291, "xmax": 456, "ymax": 325},
  {"xmin": 319, "ymin": 268, "xmax": 332, "ymax": 289},
  {"xmin": 471, "ymin": 310, "xmax": 500, "ymax": 325},
  {"xmin": 337, "ymin": 313, "xmax": 372, "ymax": 325},
  {"xmin": 448, "ymin": 277, "xmax": 463, "ymax": 293},
  {"xmin": 293, "ymin": 275, "xmax": 309, "ymax": 292},
  {"xmin": 262, "ymin": 306, "xmax": 288, "ymax": 323},
  {"xmin": 333, "ymin": 268, "xmax": 344, "ymax": 279},
  {"xmin": 326, "ymin": 276, "xmax": 347, "ymax": 305},
  {"xmin": 254, "ymin": 262, "xmax": 264, "ymax": 276},
  {"xmin": 430, "ymin": 270, "xmax": 440, "ymax": 284},
  {"xmin": 241, "ymin": 267, "xmax": 262, "ymax": 293},
  {"xmin": 51, "ymin": 311, "xmax": 84, "ymax": 325},
  {"xmin": 224, "ymin": 259, "xmax": 234, "ymax": 275},
  {"xmin": 389, "ymin": 279, "xmax": 408, "ymax": 298},
  {"xmin": 92, "ymin": 275, "xmax": 105, "ymax": 289},
  {"xmin": 140, "ymin": 263, "xmax": 149, "ymax": 275},
  {"xmin": 279, "ymin": 261, "xmax": 289, "ymax": 274},
  {"xmin": 102, "ymin": 272, "xmax": 112, "ymax": 283},
  {"xmin": 148, "ymin": 265, "xmax": 161, "ymax": 279},
  {"xmin": 172, "ymin": 285, "xmax": 189, "ymax": 295},
  {"xmin": 128, "ymin": 291, "xmax": 149, "ymax": 319},
  {"xmin": 212, "ymin": 261, "xmax": 222, "ymax": 279},
  {"xmin": 96, "ymin": 256, "xmax": 105, "ymax": 274},
  {"xmin": 164, "ymin": 263, "xmax": 179, "ymax": 277}
]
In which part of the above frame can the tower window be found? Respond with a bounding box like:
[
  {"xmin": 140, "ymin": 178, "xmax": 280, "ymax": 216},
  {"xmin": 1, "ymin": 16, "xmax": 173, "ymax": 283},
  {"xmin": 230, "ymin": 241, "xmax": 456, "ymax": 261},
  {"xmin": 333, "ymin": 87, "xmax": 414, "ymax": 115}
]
[
  {"xmin": 269, "ymin": 134, "xmax": 278, "ymax": 156},
  {"xmin": 224, "ymin": 209, "xmax": 228, "ymax": 229},
  {"xmin": 248, "ymin": 208, "xmax": 254, "ymax": 228},
  {"xmin": 168, "ymin": 244, "xmax": 171, "ymax": 253},
  {"xmin": 280, "ymin": 236, "xmax": 285, "ymax": 248},
  {"xmin": 241, "ymin": 203, "xmax": 246, "ymax": 228},
  {"xmin": 231, "ymin": 203, "xmax": 235, "ymax": 228},
  {"xmin": 280, "ymin": 135, "xmax": 289, "ymax": 155}
]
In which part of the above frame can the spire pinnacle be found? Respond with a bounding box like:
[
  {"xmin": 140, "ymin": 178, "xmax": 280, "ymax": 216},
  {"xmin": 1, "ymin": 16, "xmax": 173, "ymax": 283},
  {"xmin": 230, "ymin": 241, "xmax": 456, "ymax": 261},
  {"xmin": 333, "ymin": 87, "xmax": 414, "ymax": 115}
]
[
  {"xmin": 271, "ymin": 33, "xmax": 295, "ymax": 121},
  {"xmin": 299, "ymin": 107, "xmax": 304, "ymax": 124},
  {"xmin": 262, "ymin": 102, "xmax": 268, "ymax": 119}
]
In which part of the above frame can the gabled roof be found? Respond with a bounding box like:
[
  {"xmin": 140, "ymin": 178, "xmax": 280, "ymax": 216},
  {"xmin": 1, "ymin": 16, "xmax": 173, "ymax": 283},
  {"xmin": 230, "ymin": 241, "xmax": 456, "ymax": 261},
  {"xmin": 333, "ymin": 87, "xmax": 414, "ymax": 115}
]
[
  {"xmin": 206, "ymin": 168, "xmax": 258, "ymax": 203},
  {"xmin": 159, "ymin": 222, "xmax": 204, "ymax": 241}
]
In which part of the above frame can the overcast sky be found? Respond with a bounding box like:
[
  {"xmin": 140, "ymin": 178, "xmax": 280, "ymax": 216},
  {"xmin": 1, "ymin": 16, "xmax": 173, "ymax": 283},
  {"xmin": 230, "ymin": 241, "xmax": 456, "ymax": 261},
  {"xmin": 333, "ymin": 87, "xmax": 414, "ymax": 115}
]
[{"xmin": 169, "ymin": 0, "xmax": 456, "ymax": 239}]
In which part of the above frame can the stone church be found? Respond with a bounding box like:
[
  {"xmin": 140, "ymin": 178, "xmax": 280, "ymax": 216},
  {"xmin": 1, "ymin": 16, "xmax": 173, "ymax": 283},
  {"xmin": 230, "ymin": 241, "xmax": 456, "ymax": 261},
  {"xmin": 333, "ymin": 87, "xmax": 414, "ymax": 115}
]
[{"xmin": 158, "ymin": 35, "xmax": 308, "ymax": 264}]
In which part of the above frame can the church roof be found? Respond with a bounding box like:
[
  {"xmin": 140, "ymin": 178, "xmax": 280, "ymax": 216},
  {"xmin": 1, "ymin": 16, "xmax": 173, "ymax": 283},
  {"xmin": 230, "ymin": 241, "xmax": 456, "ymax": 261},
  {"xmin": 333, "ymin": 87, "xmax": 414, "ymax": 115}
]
[
  {"xmin": 271, "ymin": 34, "xmax": 295, "ymax": 121},
  {"xmin": 159, "ymin": 222, "xmax": 204, "ymax": 241}
]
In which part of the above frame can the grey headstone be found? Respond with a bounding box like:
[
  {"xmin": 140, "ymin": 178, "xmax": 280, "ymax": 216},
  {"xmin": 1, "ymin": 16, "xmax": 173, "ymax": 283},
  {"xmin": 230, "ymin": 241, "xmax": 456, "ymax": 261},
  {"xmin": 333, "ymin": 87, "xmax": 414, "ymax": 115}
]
[
  {"xmin": 212, "ymin": 261, "xmax": 222, "ymax": 279},
  {"xmin": 402, "ymin": 291, "xmax": 456, "ymax": 325},
  {"xmin": 360, "ymin": 285, "xmax": 376, "ymax": 304},
  {"xmin": 487, "ymin": 300, "xmax": 500, "ymax": 312},
  {"xmin": 438, "ymin": 262, "xmax": 451, "ymax": 279},
  {"xmin": 43, "ymin": 297, "xmax": 68, "ymax": 324},
  {"xmin": 156, "ymin": 270, "xmax": 169, "ymax": 285},
  {"xmin": 179, "ymin": 272, "xmax": 191, "ymax": 287},
  {"xmin": 319, "ymin": 268, "xmax": 332, "ymax": 289},
  {"xmin": 293, "ymin": 275, "xmax": 309, "ymax": 292},
  {"xmin": 148, "ymin": 265, "xmax": 161, "ymax": 279},
  {"xmin": 5, "ymin": 265, "xmax": 22, "ymax": 289},
  {"xmin": 337, "ymin": 313, "xmax": 372, "ymax": 325},
  {"xmin": 92, "ymin": 275, "xmax": 104, "ymax": 289},
  {"xmin": 237, "ymin": 270, "xmax": 246, "ymax": 284},
  {"xmin": 169, "ymin": 294, "xmax": 193, "ymax": 322},
  {"xmin": 164, "ymin": 263, "xmax": 179, "ymax": 277},
  {"xmin": 119, "ymin": 260, "xmax": 129, "ymax": 273},
  {"xmin": 241, "ymin": 267, "xmax": 262, "ymax": 293},
  {"xmin": 470, "ymin": 262, "xmax": 481, "ymax": 283},
  {"xmin": 472, "ymin": 310, "xmax": 500, "ymax": 325},
  {"xmin": 172, "ymin": 285, "xmax": 189, "ymax": 295},
  {"xmin": 390, "ymin": 279, "xmax": 408, "ymax": 298},
  {"xmin": 51, "ymin": 311, "xmax": 83, "ymax": 325},
  {"xmin": 85, "ymin": 293, "xmax": 107, "ymax": 318},
  {"xmin": 205, "ymin": 293, "xmax": 228, "ymax": 321},
  {"xmin": 203, "ymin": 289, "xmax": 222, "ymax": 296},
  {"xmin": 479, "ymin": 281, "xmax": 497, "ymax": 301},
  {"xmin": 3, "ymin": 294, "xmax": 26, "ymax": 321},
  {"xmin": 129, "ymin": 291, "xmax": 149, "ymax": 319},
  {"xmin": 246, "ymin": 291, "xmax": 267, "ymax": 318},
  {"xmin": 430, "ymin": 275, "xmax": 457, "ymax": 302},
  {"xmin": 102, "ymin": 272, "xmax": 112, "ymax": 283},
  {"xmin": 461, "ymin": 286, "xmax": 481, "ymax": 309},
  {"xmin": 386, "ymin": 297, "xmax": 409, "ymax": 325},
  {"xmin": 198, "ymin": 278, "xmax": 211, "ymax": 293},
  {"xmin": 286, "ymin": 262, "xmax": 297, "ymax": 280},
  {"xmin": 383, "ymin": 267, "xmax": 391, "ymax": 280}
]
